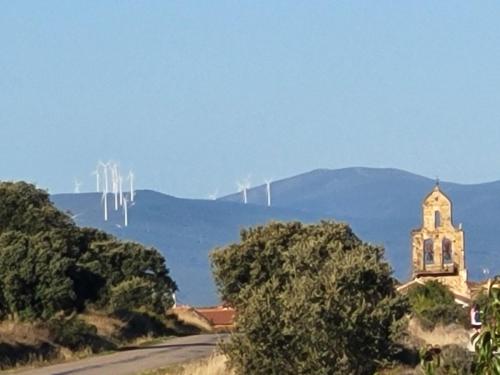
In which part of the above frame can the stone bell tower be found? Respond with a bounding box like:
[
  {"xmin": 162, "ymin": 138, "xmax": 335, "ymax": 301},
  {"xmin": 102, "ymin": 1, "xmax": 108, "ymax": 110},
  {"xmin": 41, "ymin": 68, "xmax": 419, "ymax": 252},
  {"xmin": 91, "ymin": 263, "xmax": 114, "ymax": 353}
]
[{"xmin": 410, "ymin": 184, "xmax": 470, "ymax": 299}]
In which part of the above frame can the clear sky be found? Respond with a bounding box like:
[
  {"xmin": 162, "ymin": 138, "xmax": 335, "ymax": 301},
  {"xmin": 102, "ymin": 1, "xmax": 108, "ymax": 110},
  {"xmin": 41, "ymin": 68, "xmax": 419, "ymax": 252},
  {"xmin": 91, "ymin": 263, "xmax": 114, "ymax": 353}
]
[{"xmin": 2, "ymin": 1, "xmax": 500, "ymax": 197}]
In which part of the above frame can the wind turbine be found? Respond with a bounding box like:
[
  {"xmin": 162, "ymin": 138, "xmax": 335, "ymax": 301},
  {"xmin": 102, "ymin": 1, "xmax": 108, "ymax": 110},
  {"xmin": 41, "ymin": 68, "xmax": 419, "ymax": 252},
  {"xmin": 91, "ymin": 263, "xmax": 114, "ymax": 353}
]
[
  {"xmin": 123, "ymin": 195, "xmax": 128, "ymax": 227},
  {"xmin": 265, "ymin": 179, "xmax": 272, "ymax": 207},
  {"xmin": 208, "ymin": 189, "xmax": 218, "ymax": 201},
  {"xmin": 101, "ymin": 191, "xmax": 108, "ymax": 221},
  {"xmin": 99, "ymin": 161, "xmax": 109, "ymax": 194},
  {"xmin": 74, "ymin": 179, "xmax": 82, "ymax": 193},
  {"xmin": 119, "ymin": 175, "xmax": 124, "ymax": 207},
  {"xmin": 91, "ymin": 165, "xmax": 101, "ymax": 192},
  {"xmin": 111, "ymin": 163, "xmax": 119, "ymax": 210},
  {"xmin": 128, "ymin": 171, "xmax": 135, "ymax": 202},
  {"xmin": 98, "ymin": 161, "xmax": 110, "ymax": 221},
  {"xmin": 237, "ymin": 180, "xmax": 250, "ymax": 204}
]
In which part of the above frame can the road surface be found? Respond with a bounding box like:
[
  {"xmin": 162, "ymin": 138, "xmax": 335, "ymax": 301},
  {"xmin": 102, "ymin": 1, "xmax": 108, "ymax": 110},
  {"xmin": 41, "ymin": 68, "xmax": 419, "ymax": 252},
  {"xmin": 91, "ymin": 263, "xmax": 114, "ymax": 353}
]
[{"xmin": 12, "ymin": 334, "xmax": 225, "ymax": 375}]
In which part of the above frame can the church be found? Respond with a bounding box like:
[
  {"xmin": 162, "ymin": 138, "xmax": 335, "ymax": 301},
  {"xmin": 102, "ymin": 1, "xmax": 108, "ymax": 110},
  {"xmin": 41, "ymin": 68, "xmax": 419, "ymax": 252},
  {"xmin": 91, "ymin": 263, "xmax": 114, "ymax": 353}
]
[{"xmin": 397, "ymin": 183, "xmax": 472, "ymax": 304}]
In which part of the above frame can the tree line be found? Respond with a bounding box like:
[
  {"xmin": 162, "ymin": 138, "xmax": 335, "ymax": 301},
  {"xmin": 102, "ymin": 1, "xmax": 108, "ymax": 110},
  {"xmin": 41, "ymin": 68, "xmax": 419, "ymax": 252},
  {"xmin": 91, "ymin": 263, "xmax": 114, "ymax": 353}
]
[{"xmin": 0, "ymin": 181, "xmax": 176, "ymax": 320}]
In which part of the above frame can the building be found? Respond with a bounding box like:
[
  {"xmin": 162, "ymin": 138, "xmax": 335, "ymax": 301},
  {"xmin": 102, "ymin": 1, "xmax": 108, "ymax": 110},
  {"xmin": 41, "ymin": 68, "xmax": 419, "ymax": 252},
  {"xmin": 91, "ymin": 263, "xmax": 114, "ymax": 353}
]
[
  {"xmin": 398, "ymin": 184, "xmax": 471, "ymax": 303},
  {"xmin": 195, "ymin": 305, "xmax": 236, "ymax": 332}
]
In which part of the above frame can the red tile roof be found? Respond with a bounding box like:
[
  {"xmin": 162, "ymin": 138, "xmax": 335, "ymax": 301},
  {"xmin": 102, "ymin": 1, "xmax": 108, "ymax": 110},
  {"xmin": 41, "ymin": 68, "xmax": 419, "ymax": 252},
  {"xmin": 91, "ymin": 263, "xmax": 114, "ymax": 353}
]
[{"xmin": 195, "ymin": 306, "xmax": 236, "ymax": 327}]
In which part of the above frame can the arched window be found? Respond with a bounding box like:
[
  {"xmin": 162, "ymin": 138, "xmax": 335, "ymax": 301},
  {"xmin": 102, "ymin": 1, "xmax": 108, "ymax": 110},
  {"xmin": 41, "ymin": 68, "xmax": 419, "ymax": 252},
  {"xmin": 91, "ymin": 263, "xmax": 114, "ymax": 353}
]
[
  {"xmin": 424, "ymin": 239, "xmax": 434, "ymax": 265},
  {"xmin": 442, "ymin": 238, "xmax": 453, "ymax": 264},
  {"xmin": 434, "ymin": 211, "xmax": 441, "ymax": 228}
]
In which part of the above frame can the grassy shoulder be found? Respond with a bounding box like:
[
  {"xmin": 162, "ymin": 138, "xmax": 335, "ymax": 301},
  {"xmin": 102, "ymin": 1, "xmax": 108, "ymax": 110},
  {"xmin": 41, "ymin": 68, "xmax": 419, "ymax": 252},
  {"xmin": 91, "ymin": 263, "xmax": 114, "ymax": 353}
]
[
  {"xmin": 0, "ymin": 307, "xmax": 212, "ymax": 371},
  {"xmin": 139, "ymin": 354, "xmax": 231, "ymax": 375}
]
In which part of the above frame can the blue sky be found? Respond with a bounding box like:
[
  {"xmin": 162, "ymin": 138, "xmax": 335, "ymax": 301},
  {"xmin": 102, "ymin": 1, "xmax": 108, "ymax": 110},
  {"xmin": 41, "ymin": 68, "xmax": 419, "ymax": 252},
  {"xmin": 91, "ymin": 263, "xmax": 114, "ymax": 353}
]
[{"xmin": 2, "ymin": 1, "xmax": 500, "ymax": 197}]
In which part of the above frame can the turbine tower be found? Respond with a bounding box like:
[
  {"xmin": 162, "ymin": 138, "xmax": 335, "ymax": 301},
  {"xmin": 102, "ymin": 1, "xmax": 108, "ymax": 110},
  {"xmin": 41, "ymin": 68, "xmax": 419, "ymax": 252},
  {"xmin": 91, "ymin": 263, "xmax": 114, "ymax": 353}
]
[
  {"xmin": 91, "ymin": 165, "xmax": 101, "ymax": 192},
  {"xmin": 101, "ymin": 191, "xmax": 108, "ymax": 221},
  {"xmin": 237, "ymin": 180, "xmax": 250, "ymax": 204},
  {"xmin": 119, "ymin": 175, "xmax": 124, "ymax": 206},
  {"xmin": 208, "ymin": 189, "xmax": 218, "ymax": 200},
  {"xmin": 74, "ymin": 179, "xmax": 82, "ymax": 194},
  {"xmin": 100, "ymin": 161, "xmax": 109, "ymax": 193},
  {"xmin": 128, "ymin": 171, "xmax": 135, "ymax": 202},
  {"xmin": 110, "ymin": 163, "xmax": 119, "ymax": 210},
  {"xmin": 99, "ymin": 161, "xmax": 110, "ymax": 221},
  {"xmin": 265, "ymin": 179, "xmax": 272, "ymax": 207},
  {"xmin": 123, "ymin": 195, "xmax": 128, "ymax": 227}
]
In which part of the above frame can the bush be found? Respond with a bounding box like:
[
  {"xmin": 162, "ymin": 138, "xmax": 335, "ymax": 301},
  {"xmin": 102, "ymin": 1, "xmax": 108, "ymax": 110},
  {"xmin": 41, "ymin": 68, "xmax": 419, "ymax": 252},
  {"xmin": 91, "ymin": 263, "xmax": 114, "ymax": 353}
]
[
  {"xmin": 211, "ymin": 221, "xmax": 409, "ymax": 375},
  {"xmin": 110, "ymin": 276, "xmax": 173, "ymax": 314},
  {"xmin": 419, "ymin": 344, "xmax": 474, "ymax": 374},
  {"xmin": 113, "ymin": 310, "xmax": 171, "ymax": 340},
  {"xmin": 407, "ymin": 281, "xmax": 468, "ymax": 330},
  {"xmin": 473, "ymin": 276, "xmax": 500, "ymax": 373},
  {"xmin": 47, "ymin": 317, "xmax": 114, "ymax": 352}
]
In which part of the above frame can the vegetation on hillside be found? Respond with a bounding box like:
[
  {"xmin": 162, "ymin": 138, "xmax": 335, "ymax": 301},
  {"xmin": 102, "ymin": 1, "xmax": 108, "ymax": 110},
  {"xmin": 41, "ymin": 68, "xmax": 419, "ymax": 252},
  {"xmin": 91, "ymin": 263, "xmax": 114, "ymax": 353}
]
[
  {"xmin": 211, "ymin": 221, "xmax": 409, "ymax": 374},
  {"xmin": 0, "ymin": 181, "xmax": 176, "ymax": 320},
  {"xmin": 473, "ymin": 276, "xmax": 500, "ymax": 374},
  {"xmin": 417, "ymin": 277, "xmax": 500, "ymax": 374},
  {"xmin": 0, "ymin": 181, "xmax": 179, "ymax": 369},
  {"xmin": 407, "ymin": 280, "xmax": 468, "ymax": 331}
]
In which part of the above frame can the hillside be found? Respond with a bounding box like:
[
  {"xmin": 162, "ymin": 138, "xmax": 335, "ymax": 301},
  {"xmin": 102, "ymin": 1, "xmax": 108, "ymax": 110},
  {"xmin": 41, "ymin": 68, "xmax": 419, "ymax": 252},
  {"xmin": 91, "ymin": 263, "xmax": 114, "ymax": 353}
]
[
  {"xmin": 52, "ymin": 167, "xmax": 500, "ymax": 305},
  {"xmin": 222, "ymin": 167, "xmax": 500, "ymax": 277},
  {"xmin": 51, "ymin": 192, "xmax": 326, "ymax": 306}
]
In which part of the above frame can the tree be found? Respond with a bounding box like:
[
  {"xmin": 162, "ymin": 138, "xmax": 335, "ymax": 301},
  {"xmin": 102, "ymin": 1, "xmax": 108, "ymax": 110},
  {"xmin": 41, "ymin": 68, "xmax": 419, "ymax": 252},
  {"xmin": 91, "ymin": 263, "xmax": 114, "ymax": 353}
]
[
  {"xmin": 0, "ymin": 182, "xmax": 176, "ymax": 320},
  {"xmin": 473, "ymin": 276, "xmax": 500, "ymax": 374},
  {"xmin": 407, "ymin": 280, "xmax": 468, "ymax": 330},
  {"xmin": 211, "ymin": 221, "xmax": 408, "ymax": 374}
]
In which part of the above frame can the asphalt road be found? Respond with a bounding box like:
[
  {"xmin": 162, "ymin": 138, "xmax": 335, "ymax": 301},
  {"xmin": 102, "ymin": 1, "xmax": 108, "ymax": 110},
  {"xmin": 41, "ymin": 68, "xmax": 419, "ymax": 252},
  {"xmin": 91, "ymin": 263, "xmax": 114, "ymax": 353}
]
[{"xmin": 11, "ymin": 334, "xmax": 226, "ymax": 375}]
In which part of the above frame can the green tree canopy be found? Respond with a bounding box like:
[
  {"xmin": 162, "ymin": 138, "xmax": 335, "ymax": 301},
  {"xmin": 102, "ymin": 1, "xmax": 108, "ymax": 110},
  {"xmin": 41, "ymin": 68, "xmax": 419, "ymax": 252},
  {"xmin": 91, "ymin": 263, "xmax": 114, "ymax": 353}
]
[
  {"xmin": 211, "ymin": 221, "xmax": 408, "ymax": 375},
  {"xmin": 407, "ymin": 280, "xmax": 467, "ymax": 330},
  {"xmin": 0, "ymin": 182, "xmax": 176, "ymax": 320}
]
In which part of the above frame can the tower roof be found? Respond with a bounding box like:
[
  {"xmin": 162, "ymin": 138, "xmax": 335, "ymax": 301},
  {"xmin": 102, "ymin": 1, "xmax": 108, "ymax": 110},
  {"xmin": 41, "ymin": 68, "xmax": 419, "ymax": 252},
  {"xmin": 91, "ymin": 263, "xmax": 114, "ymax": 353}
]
[{"xmin": 422, "ymin": 183, "xmax": 452, "ymax": 205}]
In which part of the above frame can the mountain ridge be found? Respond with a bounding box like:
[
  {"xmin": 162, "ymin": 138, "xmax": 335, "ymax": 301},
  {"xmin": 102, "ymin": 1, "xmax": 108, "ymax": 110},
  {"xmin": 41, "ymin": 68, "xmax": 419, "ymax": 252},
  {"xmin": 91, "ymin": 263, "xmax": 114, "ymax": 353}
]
[{"xmin": 52, "ymin": 167, "xmax": 500, "ymax": 305}]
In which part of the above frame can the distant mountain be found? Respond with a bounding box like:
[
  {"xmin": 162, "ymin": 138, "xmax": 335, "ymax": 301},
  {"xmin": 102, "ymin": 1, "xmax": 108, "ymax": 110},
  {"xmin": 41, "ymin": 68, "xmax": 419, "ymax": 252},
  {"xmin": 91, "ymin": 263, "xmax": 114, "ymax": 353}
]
[
  {"xmin": 52, "ymin": 167, "xmax": 500, "ymax": 305},
  {"xmin": 51, "ymin": 191, "xmax": 326, "ymax": 306},
  {"xmin": 221, "ymin": 167, "xmax": 500, "ymax": 280}
]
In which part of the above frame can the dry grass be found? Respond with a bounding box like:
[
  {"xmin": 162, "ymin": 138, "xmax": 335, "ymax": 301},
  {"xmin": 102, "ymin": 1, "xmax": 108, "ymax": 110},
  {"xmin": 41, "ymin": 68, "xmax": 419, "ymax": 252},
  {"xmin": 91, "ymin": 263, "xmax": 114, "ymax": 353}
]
[
  {"xmin": 79, "ymin": 311, "xmax": 125, "ymax": 339},
  {"xmin": 145, "ymin": 354, "xmax": 233, "ymax": 375},
  {"xmin": 0, "ymin": 320, "xmax": 51, "ymax": 346},
  {"xmin": 169, "ymin": 307, "xmax": 214, "ymax": 333},
  {"xmin": 407, "ymin": 317, "xmax": 469, "ymax": 348}
]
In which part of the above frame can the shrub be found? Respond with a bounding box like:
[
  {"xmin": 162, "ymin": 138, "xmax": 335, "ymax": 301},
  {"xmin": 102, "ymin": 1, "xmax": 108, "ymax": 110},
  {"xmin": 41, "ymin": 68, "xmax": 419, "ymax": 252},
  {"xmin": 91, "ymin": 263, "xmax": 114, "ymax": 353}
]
[
  {"xmin": 211, "ymin": 221, "xmax": 409, "ymax": 375},
  {"xmin": 419, "ymin": 345, "xmax": 474, "ymax": 375},
  {"xmin": 473, "ymin": 276, "xmax": 500, "ymax": 374},
  {"xmin": 407, "ymin": 281, "xmax": 467, "ymax": 330},
  {"xmin": 47, "ymin": 317, "xmax": 114, "ymax": 352},
  {"xmin": 113, "ymin": 309, "xmax": 171, "ymax": 340},
  {"xmin": 110, "ymin": 276, "xmax": 173, "ymax": 314}
]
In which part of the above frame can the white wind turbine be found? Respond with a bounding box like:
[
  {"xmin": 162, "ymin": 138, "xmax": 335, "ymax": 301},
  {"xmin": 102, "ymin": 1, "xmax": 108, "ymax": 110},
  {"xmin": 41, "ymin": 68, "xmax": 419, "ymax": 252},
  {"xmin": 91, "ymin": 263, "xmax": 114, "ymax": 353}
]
[
  {"xmin": 101, "ymin": 191, "xmax": 108, "ymax": 221},
  {"xmin": 99, "ymin": 161, "xmax": 110, "ymax": 221},
  {"xmin": 119, "ymin": 175, "xmax": 124, "ymax": 207},
  {"xmin": 74, "ymin": 179, "xmax": 82, "ymax": 193},
  {"xmin": 99, "ymin": 161, "xmax": 109, "ymax": 193},
  {"xmin": 110, "ymin": 163, "xmax": 119, "ymax": 210},
  {"xmin": 128, "ymin": 171, "xmax": 135, "ymax": 202},
  {"xmin": 237, "ymin": 179, "xmax": 251, "ymax": 204},
  {"xmin": 208, "ymin": 189, "xmax": 218, "ymax": 201},
  {"xmin": 123, "ymin": 195, "xmax": 128, "ymax": 227},
  {"xmin": 91, "ymin": 164, "xmax": 101, "ymax": 193},
  {"xmin": 264, "ymin": 179, "xmax": 272, "ymax": 207}
]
